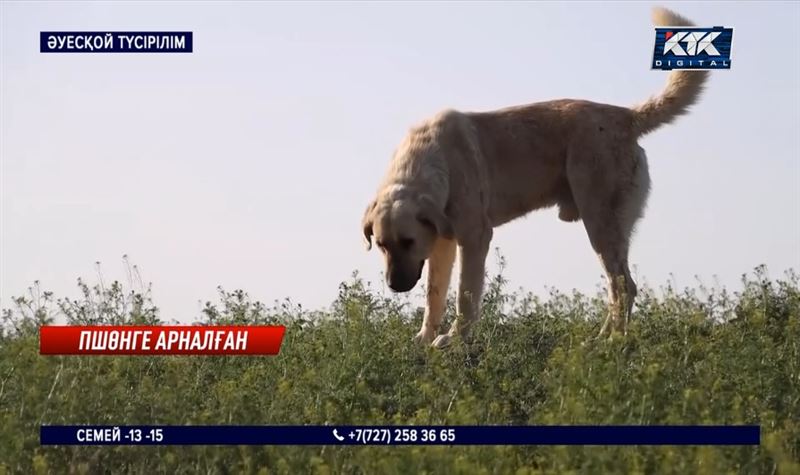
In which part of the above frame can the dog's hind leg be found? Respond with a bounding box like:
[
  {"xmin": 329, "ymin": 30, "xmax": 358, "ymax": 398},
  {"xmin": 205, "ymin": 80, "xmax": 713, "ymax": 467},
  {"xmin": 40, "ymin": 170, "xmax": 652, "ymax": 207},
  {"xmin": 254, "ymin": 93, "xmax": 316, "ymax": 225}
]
[
  {"xmin": 414, "ymin": 237, "xmax": 457, "ymax": 345},
  {"xmin": 567, "ymin": 145, "xmax": 650, "ymax": 338}
]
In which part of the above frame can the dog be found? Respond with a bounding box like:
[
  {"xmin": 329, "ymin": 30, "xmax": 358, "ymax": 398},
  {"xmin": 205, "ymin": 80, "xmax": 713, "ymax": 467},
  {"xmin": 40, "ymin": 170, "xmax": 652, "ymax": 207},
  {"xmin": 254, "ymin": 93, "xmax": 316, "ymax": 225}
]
[{"xmin": 361, "ymin": 7, "xmax": 708, "ymax": 348}]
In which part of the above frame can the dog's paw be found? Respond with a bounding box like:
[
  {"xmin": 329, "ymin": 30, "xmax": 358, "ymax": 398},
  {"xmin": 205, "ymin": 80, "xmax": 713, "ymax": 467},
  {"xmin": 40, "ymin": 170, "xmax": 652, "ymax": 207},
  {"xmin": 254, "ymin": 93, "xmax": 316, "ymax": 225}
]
[
  {"xmin": 606, "ymin": 328, "xmax": 627, "ymax": 342},
  {"xmin": 580, "ymin": 337, "xmax": 596, "ymax": 348},
  {"xmin": 412, "ymin": 328, "xmax": 437, "ymax": 346},
  {"xmin": 431, "ymin": 333, "xmax": 453, "ymax": 349}
]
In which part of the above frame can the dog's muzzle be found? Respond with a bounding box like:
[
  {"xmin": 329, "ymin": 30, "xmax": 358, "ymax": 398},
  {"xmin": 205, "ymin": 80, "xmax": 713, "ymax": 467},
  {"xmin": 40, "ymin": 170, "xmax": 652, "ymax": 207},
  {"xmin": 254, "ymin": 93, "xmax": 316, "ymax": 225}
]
[{"xmin": 387, "ymin": 261, "xmax": 424, "ymax": 293}]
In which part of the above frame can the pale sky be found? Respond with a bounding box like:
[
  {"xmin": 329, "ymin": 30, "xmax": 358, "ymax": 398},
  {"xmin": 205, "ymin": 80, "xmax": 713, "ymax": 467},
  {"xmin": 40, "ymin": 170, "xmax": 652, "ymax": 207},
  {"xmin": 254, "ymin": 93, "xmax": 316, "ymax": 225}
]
[{"xmin": 2, "ymin": 1, "xmax": 799, "ymax": 321}]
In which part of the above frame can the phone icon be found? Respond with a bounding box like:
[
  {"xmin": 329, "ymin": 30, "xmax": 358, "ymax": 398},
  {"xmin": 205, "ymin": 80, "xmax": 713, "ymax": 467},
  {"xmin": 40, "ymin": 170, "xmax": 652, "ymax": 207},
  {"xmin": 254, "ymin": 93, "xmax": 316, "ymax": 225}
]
[{"xmin": 332, "ymin": 429, "xmax": 345, "ymax": 442}]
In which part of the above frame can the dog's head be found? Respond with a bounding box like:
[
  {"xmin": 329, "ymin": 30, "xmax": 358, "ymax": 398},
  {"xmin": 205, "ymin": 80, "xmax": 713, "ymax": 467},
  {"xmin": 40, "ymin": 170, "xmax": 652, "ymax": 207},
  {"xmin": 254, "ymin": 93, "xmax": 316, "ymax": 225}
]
[{"xmin": 362, "ymin": 193, "xmax": 453, "ymax": 293}]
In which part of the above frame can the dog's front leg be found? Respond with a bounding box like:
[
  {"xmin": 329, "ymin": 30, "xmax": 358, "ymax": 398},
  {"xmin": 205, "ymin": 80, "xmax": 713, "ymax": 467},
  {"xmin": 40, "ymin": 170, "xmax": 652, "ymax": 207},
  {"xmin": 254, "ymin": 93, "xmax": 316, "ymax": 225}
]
[
  {"xmin": 432, "ymin": 227, "xmax": 492, "ymax": 349},
  {"xmin": 414, "ymin": 238, "xmax": 457, "ymax": 345}
]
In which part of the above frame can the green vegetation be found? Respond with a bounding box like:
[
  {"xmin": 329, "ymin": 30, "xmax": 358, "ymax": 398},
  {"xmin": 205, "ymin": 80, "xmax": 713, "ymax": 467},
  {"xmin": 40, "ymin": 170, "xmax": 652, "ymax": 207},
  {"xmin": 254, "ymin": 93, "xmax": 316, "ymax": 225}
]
[{"xmin": 1, "ymin": 262, "xmax": 798, "ymax": 474}]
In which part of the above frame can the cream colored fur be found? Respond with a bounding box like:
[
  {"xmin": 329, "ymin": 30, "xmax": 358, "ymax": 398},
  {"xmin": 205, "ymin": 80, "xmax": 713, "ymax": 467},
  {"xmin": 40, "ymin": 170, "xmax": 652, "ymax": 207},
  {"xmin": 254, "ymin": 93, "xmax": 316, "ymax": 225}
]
[{"xmin": 362, "ymin": 7, "xmax": 709, "ymax": 347}]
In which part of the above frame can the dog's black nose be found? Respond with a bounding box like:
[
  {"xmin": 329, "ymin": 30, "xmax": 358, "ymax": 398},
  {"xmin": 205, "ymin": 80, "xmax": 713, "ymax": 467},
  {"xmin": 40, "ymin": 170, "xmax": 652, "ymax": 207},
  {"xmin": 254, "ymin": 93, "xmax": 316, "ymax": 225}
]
[{"xmin": 387, "ymin": 276, "xmax": 417, "ymax": 293}]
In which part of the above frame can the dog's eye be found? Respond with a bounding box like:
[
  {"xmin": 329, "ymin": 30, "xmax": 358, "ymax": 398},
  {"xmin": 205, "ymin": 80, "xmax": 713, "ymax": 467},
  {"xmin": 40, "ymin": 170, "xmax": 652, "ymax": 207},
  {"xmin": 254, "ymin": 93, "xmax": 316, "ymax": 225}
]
[{"xmin": 399, "ymin": 238, "xmax": 414, "ymax": 250}]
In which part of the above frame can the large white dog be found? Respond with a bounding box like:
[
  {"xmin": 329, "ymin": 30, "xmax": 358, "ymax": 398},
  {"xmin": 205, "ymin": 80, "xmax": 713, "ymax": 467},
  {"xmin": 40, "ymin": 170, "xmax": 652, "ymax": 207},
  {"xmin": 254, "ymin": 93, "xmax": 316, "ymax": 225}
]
[{"xmin": 362, "ymin": 7, "xmax": 709, "ymax": 348}]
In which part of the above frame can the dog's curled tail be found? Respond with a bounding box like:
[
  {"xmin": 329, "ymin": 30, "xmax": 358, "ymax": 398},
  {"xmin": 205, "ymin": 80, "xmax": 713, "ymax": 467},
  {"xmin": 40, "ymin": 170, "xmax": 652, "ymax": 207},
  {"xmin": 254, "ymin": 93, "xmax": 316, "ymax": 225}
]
[{"xmin": 631, "ymin": 7, "xmax": 709, "ymax": 136}]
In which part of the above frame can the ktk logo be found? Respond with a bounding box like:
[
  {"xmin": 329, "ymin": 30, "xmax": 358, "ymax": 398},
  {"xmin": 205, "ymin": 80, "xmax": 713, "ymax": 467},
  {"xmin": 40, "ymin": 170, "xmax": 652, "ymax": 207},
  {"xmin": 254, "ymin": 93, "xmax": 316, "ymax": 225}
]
[
  {"xmin": 663, "ymin": 31, "xmax": 721, "ymax": 56},
  {"xmin": 652, "ymin": 26, "xmax": 732, "ymax": 70}
]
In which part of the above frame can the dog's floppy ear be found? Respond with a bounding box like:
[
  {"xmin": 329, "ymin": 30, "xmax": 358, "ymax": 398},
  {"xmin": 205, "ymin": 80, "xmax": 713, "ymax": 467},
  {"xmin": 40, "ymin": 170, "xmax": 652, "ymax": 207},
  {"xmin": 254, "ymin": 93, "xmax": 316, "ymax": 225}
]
[
  {"xmin": 416, "ymin": 195, "xmax": 454, "ymax": 240},
  {"xmin": 361, "ymin": 200, "xmax": 377, "ymax": 251}
]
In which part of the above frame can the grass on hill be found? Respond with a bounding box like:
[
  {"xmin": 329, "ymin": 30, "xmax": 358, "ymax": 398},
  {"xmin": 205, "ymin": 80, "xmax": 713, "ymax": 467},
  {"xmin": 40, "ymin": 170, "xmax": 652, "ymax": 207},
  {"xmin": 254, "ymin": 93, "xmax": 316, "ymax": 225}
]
[{"xmin": 0, "ymin": 262, "xmax": 798, "ymax": 474}]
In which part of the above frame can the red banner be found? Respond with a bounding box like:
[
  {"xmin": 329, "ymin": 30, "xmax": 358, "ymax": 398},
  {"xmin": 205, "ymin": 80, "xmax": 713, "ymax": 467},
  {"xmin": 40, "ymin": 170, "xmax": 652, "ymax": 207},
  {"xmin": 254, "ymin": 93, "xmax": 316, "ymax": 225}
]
[{"xmin": 39, "ymin": 325, "xmax": 286, "ymax": 355}]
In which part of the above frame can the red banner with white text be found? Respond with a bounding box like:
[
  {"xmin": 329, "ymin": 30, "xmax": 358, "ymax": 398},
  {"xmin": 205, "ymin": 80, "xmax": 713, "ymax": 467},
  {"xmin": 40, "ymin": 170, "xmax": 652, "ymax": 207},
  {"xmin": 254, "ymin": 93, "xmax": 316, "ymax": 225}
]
[{"xmin": 39, "ymin": 326, "xmax": 286, "ymax": 355}]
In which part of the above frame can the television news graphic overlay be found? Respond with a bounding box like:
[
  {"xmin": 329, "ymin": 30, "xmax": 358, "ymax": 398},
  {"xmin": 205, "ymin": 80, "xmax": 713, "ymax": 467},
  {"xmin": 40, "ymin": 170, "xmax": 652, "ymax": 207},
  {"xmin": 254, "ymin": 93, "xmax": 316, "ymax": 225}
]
[
  {"xmin": 40, "ymin": 425, "xmax": 761, "ymax": 446},
  {"xmin": 652, "ymin": 27, "xmax": 733, "ymax": 70},
  {"xmin": 40, "ymin": 32, "xmax": 193, "ymax": 53},
  {"xmin": 39, "ymin": 326, "xmax": 285, "ymax": 356}
]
